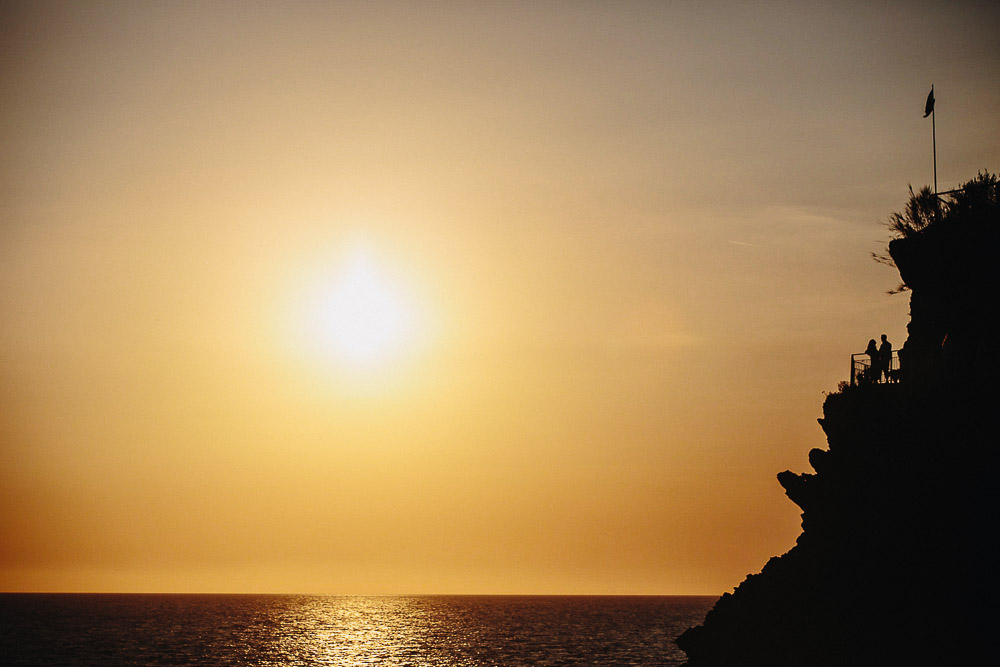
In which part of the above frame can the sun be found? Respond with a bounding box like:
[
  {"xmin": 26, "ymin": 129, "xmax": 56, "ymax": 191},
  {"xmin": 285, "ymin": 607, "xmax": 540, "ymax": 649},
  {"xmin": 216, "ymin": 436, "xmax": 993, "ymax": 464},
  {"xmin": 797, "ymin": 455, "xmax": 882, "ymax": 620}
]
[{"xmin": 304, "ymin": 244, "xmax": 417, "ymax": 369}]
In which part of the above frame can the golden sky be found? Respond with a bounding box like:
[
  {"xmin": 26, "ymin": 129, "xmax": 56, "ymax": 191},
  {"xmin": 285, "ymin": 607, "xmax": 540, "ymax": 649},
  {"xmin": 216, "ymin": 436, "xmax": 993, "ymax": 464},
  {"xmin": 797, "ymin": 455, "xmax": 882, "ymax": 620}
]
[{"xmin": 2, "ymin": 1, "xmax": 998, "ymax": 594}]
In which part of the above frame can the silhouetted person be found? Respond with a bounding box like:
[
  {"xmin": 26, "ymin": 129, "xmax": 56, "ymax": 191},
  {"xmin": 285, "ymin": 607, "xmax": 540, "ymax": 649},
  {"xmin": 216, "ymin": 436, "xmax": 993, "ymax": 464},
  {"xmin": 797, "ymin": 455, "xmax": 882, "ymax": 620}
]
[
  {"xmin": 865, "ymin": 339, "xmax": 879, "ymax": 384},
  {"xmin": 879, "ymin": 334, "xmax": 892, "ymax": 382}
]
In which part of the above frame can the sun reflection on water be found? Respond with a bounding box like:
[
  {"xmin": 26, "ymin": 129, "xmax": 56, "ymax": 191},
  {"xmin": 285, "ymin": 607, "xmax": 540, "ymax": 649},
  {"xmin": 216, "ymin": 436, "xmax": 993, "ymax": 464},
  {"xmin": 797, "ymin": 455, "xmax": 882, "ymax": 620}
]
[{"xmin": 268, "ymin": 596, "xmax": 436, "ymax": 666}]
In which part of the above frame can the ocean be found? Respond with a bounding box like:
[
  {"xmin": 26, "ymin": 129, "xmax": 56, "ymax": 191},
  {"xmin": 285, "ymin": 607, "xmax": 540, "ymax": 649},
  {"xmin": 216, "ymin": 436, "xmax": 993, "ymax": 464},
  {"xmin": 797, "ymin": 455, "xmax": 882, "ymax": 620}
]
[{"xmin": 0, "ymin": 594, "xmax": 714, "ymax": 666}]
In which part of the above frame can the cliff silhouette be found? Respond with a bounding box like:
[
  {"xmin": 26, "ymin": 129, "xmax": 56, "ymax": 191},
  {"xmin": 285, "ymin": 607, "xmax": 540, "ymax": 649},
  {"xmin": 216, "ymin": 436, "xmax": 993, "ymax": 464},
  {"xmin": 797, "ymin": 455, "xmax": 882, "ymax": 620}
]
[{"xmin": 677, "ymin": 172, "xmax": 999, "ymax": 666}]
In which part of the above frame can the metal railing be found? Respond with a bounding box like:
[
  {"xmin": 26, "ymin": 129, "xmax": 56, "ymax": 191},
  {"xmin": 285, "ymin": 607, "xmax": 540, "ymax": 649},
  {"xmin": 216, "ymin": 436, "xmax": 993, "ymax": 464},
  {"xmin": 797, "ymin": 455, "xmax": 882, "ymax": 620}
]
[{"xmin": 851, "ymin": 351, "xmax": 900, "ymax": 386}]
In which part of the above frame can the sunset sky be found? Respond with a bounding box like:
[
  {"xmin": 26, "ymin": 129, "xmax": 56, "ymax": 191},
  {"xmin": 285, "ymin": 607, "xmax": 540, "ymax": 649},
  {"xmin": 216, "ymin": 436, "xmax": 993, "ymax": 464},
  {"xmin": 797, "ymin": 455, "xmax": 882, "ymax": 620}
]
[{"xmin": 2, "ymin": 1, "xmax": 998, "ymax": 595}]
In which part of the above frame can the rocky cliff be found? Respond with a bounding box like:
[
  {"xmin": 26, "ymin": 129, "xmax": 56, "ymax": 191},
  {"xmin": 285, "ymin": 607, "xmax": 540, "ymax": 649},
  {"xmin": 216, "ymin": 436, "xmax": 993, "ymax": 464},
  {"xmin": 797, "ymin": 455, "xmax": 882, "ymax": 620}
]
[{"xmin": 676, "ymin": 174, "xmax": 998, "ymax": 666}]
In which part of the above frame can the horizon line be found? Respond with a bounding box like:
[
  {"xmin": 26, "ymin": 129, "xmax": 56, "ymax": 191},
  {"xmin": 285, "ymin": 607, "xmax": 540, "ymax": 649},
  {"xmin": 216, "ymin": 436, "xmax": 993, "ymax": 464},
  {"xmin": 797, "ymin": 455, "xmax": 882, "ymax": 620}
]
[{"xmin": 0, "ymin": 590, "xmax": 721, "ymax": 597}]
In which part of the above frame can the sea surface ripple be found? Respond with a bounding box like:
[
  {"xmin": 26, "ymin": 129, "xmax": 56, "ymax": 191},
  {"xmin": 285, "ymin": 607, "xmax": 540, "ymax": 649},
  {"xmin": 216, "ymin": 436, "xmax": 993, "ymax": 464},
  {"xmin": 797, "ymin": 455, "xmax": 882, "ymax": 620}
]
[{"xmin": 1, "ymin": 593, "xmax": 715, "ymax": 666}]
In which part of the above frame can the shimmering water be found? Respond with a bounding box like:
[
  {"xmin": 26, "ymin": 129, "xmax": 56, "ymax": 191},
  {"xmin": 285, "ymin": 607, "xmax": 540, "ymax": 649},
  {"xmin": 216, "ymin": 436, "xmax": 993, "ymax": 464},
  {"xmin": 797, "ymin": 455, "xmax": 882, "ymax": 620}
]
[{"xmin": 0, "ymin": 594, "xmax": 714, "ymax": 666}]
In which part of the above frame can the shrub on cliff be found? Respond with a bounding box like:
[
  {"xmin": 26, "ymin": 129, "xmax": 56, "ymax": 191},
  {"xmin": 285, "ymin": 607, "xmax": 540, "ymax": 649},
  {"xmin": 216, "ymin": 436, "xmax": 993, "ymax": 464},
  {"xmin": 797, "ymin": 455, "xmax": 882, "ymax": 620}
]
[{"xmin": 875, "ymin": 171, "xmax": 999, "ymax": 293}]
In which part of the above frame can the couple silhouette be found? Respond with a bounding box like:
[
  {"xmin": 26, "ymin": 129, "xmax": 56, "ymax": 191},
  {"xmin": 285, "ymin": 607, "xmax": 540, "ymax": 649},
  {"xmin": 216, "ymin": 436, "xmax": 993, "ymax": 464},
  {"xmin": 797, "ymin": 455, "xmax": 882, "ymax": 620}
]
[{"xmin": 864, "ymin": 334, "xmax": 892, "ymax": 383}]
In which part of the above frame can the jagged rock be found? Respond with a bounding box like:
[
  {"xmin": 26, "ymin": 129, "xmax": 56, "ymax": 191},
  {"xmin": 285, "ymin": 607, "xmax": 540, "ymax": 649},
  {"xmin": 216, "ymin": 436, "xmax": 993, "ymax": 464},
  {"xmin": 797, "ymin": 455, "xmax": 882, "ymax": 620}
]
[
  {"xmin": 806, "ymin": 448, "xmax": 829, "ymax": 475},
  {"xmin": 676, "ymin": 175, "xmax": 998, "ymax": 666}
]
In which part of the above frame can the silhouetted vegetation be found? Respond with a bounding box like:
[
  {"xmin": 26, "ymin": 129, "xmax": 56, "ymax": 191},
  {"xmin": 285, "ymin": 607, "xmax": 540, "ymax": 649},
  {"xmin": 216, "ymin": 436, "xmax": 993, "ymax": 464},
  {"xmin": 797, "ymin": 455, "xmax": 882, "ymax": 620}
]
[{"xmin": 873, "ymin": 171, "xmax": 999, "ymax": 293}]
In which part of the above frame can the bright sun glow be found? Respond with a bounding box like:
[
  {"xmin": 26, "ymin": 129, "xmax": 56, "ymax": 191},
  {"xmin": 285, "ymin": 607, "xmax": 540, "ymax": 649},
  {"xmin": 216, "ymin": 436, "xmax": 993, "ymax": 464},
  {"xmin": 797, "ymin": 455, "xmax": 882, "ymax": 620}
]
[{"xmin": 303, "ymin": 244, "xmax": 417, "ymax": 369}]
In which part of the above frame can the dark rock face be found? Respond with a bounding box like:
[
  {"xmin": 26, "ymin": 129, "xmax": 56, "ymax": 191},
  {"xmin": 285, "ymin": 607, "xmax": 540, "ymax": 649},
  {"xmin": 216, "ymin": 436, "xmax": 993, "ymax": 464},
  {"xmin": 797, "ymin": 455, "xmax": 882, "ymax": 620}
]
[
  {"xmin": 889, "ymin": 200, "xmax": 998, "ymax": 388},
  {"xmin": 677, "ymin": 180, "xmax": 998, "ymax": 666}
]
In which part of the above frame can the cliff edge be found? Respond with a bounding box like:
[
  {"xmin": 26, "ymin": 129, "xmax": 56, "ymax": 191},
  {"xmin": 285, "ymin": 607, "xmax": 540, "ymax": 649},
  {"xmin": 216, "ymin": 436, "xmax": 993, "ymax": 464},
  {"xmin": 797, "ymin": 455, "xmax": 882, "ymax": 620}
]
[{"xmin": 677, "ymin": 173, "xmax": 998, "ymax": 666}]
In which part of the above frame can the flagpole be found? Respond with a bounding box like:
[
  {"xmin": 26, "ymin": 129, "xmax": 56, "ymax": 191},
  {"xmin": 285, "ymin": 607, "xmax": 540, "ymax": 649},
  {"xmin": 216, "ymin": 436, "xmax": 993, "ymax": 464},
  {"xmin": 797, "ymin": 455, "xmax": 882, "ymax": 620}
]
[
  {"xmin": 931, "ymin": 86, "xmax": 937, "ymax": 195},
  {"xmin": 923, "ymin": 85, "xmax": 937, "ymax": 196}
]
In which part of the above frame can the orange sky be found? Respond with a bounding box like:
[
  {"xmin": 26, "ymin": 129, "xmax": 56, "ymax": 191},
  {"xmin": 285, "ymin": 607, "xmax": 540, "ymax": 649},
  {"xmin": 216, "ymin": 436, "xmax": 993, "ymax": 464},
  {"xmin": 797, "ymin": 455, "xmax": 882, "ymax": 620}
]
[{"xmin": 2, "ymin": 1, "xmax": 998, "ymax": 595}]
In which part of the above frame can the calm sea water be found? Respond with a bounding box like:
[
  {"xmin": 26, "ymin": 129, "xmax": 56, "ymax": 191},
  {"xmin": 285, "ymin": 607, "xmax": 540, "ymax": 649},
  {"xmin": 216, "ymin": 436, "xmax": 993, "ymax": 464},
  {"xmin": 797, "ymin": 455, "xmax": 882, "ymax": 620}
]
[{"xmin": 0, "ymin": 594, "xmax": 714, "ymax": 666}]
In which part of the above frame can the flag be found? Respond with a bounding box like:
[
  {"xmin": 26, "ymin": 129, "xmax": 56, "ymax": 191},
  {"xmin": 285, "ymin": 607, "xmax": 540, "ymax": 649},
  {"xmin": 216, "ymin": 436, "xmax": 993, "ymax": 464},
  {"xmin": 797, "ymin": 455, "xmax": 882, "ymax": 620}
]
[{"xmin": 923, "ymin": 86, "xmax": 934, "ymax": 118}]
